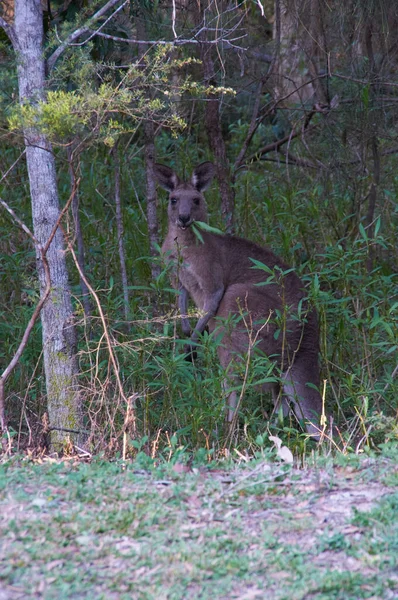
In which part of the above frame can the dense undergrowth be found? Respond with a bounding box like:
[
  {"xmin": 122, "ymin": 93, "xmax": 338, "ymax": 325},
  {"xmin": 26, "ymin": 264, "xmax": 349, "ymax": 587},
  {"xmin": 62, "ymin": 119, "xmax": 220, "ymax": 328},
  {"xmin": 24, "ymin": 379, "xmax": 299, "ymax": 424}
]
[{"xmin": 1, "ymin": 128, "xmax": 397, "ymax": 458}]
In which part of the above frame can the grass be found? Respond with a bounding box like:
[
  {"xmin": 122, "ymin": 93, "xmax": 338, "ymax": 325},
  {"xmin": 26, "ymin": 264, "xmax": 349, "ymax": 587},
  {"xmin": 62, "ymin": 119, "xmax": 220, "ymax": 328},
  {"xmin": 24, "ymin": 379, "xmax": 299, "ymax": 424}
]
[{"xmin": 1, "ymin": 446, "xmax": 398, "ymax": 599}]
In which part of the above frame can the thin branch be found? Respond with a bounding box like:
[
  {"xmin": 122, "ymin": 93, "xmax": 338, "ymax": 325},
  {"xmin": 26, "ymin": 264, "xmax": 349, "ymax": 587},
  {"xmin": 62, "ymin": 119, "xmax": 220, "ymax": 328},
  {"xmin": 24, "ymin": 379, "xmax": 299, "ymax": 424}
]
[
  {"xmin": 172, "ymin": 0, "xmax": 177, "ymax": 39},
  {"xmin": 47, "ymin": 0, "xmax": 128, "ymax": 72},
  {"xmin": 90, "ymin": 30, "xmax": 247, "ymax": 49},
  {"xmin": 331, "ymin": 72, "xmax": 398, "ymax": 88},
  {"xmin": 0, "ymin": 16, "xmax": 17, "ymax": 48},
  {"xmin": 233, "ymin": 74, "xmax": 330, "ymax": 172},
  {"xmin": 60, "ymin": 224, "xmax": 134, "ymax": 432},
  {"xmin": 277, "ymin": 147, "xmax": 319, "ymax": 169},
  {"xmin": 233, "ymin": 80, "xmax": 264, "ymax": 173},
  {"xmin": 0, "ymin": 151, "xmax": 26, "ymax": 186},
  {"xmin": 66, "ymin": 0, "xmax": 128, "ymax": 47},
  {"xmin": 246, "ymin": 114, "xmax": 319, "ymax": 164},
  {"xmin": 255, "ymin": 0, "xmax": 265, "ymax": 17},
  {"xmin": 255, "ymin": 155, "xmax": 318, "ymax": 169}
]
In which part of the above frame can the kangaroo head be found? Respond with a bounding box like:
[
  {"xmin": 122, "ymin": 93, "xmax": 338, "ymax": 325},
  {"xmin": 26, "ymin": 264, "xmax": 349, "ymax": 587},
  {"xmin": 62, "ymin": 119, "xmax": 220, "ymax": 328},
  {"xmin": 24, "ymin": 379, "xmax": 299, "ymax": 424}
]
[{"xmin": 154, "ymin": 162, "xmax": 215, "ymax": 230}]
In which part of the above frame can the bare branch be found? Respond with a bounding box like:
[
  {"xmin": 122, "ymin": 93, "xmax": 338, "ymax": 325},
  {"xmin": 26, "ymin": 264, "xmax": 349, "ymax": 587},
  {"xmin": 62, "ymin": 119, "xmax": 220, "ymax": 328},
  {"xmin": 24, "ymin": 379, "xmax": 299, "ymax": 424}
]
[
  {"xmin": 47, "ymin": 0, "xmax": 128, "ymax": 72},
  {"xmin": 0, "ymin": 16, "xmax": 17, "ymax": 48},
  {"xmin": 255, "ymin": 0, "xmax": 266, "ymax": 17},
  {"xmin": 172, "ymin": 0, "xmax": 177, "ymax": 39},
  {"xmin": 89, "ymin": 30, "xmax": 247, "ymax": 49},
  {"xmin": 246, "ymin": 113, "xmax": 319, "ymax": 165},
  {"xmin": 0, "ymin": 151, "xmax": 26, "ymax": 186},
  {"xmin": 277, "ymin": 147, "xmax": 319, "ymax": 169},
  {"xmin": 233, "ymin": 80, "xmax": 264, "ymax": 173}
]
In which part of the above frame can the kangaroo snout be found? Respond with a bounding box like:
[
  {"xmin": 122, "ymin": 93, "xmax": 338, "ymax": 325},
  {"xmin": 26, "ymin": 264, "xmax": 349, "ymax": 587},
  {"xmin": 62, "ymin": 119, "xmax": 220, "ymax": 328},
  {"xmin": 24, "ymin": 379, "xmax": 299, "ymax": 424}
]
[{"xmin": 178, "ymin": 213, "xmax": 191, "ymax": 228}]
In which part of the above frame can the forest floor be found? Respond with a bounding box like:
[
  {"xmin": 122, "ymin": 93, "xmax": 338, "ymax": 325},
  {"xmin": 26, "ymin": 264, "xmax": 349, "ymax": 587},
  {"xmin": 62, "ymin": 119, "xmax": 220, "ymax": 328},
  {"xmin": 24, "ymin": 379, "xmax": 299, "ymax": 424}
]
[{"xmin": 0, "ymin": 446, "xmax": 397, "ymax": 600}]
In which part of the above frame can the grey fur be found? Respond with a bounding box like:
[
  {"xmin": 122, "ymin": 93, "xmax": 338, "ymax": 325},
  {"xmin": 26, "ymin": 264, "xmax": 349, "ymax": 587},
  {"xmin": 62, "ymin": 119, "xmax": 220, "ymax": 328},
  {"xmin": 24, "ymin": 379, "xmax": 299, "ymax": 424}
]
[{"xmin": 156, "ymin": 162, "xmax": 322, "ymax": 437}]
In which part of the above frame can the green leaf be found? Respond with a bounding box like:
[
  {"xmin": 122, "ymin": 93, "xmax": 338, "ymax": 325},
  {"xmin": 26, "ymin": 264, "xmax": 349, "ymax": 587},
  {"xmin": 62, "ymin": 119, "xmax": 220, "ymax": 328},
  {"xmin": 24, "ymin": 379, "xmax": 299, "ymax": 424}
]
[
  {"xmin": 374, "ymin": 216, "xmax": 381, "ymax": 237},
  {"xmin": 359, "ymin": 223, "xmax": 368, "ymax": 242},
  {"xmin": 194, "ymin": 220, "xmax": 223, "ymax": 235},
  {"xmin": 250, "ymin": 258, "xmax": 274, "ymax": 274},
  {"xmin": 191, "ymin": 223, "xmax": 204, "ymax": 244}
]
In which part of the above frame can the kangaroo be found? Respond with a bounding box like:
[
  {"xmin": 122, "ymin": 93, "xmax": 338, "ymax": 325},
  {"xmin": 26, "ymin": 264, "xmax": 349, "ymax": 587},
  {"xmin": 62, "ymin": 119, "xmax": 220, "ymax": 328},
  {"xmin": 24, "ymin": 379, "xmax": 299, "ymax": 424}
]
[{"xmin": 155, "ymin": 161, "xmax": 323, "ymax": 437}]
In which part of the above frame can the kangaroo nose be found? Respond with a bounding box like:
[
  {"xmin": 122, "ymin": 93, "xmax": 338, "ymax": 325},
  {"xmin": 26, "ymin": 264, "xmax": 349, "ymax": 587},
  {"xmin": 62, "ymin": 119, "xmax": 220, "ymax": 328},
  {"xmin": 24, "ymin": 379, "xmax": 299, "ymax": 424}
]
[{"xmin": 179, "ymin": 214, "xmax": 190, "ymax": 226}]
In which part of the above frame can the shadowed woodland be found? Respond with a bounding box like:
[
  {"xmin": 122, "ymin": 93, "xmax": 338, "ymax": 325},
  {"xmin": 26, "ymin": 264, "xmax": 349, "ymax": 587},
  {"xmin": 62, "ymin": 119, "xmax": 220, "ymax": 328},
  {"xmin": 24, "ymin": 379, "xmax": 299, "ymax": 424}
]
[{"xmin": 0, "ymin": 0, "xmax": 397, "ymax": 457}]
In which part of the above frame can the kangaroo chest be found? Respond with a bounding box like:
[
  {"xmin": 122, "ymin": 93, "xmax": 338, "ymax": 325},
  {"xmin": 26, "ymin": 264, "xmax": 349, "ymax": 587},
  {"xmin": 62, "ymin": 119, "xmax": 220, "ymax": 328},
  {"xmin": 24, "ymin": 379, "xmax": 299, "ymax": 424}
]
[
  {"xmin": 162, "ymin": 234, "xmax": 213, "ymax": 310},
  {"xmin": 178, "ymin": 262, "xmax": 207, "ymax": 309}
]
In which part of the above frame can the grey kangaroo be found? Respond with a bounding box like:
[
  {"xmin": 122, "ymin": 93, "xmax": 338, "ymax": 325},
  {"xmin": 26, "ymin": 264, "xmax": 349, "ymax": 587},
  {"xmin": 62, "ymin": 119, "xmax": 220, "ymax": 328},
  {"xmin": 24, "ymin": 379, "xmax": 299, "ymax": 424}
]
[{"xmin": 155, "ymin": 161, "xmax": 322, "ymax": 436}]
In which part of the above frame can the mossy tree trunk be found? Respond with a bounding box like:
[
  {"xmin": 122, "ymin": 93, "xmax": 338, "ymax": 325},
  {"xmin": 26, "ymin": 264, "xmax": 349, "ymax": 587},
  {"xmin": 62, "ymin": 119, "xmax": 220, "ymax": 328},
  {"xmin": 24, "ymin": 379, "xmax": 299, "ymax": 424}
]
[{"xmin": 11, "ymin": 0, "xmax": 84, "ymax": 450}]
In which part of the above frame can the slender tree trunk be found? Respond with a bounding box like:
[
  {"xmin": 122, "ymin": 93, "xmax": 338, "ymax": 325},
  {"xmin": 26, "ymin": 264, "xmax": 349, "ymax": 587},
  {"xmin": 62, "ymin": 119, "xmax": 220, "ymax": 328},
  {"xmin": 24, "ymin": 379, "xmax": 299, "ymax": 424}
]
[
  {"xmin": 307, "ymin": 0, "xmax": 328, "ymax": 105},
  {"xmin": 13, "ymin": 0, "xmax": 84, "ymax": 450},
  {"xmin": 113, "ymin": 146, "xmax": 130, "ymax": 321},
  {"xmin": 199, "ymin": 38, "xmax": 235, "ymax": 232},
  {"xmin": 137, "ymin": 15, "xmax": 160, "ymax": 280},
  {"xmin": 143, "ymin": 121, "xmax": 161, "ymax": 279},
  {"xmin": 274, "ymin": 0, "xmax": 315, "ymax": 104},
  {"xmin": 364, "ymin": 12, "xmax": 380, "ymax": 271},
  {"xmin": 67, "ymin": 146, "xmax": 92, "ymax": 320}
]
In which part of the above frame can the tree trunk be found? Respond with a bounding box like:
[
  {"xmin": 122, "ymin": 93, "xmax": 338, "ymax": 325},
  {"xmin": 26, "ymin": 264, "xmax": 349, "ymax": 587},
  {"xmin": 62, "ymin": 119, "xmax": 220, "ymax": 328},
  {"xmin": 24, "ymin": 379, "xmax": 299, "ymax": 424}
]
[
  {"xmin": 274, "ymin": 0, "xmax": 316, "ymax": 105},
  {"xmin": 143, "ymin": 121, "xmax": 161, "ymax": 279},
  {"xmin": 113, "ymin": 146, "xmax": 130, "ymax": 321},
  {"xmin": 13, "ymin": 0, "xmax": 84, "ymax": 451},
  {"xmin": 67, "ymin": 146, "xmax": 92, "ymax": 320},
  {"xmin": 200, "ymin": 40, "xmax": 235, "ymax": 232},
  {"xmin": 137, "ymin": 15, "xmax": 160, "ymax": 280}
]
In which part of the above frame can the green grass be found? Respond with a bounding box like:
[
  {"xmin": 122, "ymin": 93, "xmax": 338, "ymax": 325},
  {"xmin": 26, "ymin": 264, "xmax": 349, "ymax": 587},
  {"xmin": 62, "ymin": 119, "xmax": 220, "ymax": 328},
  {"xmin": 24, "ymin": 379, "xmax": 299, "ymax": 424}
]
[{"xmin": 1, "ymin": 448, "xmax": 398, "ymax": 599}]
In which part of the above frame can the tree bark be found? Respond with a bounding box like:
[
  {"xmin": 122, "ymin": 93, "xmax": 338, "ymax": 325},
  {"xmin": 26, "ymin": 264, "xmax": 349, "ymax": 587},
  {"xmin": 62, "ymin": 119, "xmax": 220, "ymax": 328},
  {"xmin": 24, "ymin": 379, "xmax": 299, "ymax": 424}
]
[
  {"xmin": 137, "ymin": 15, "xmax": 160, "ymax": 280},
  {"xmin": 274, "ymin": 0, "xmax": 317, "ymax": 105},
  {"xmin": 67, "ymin": 146, "xmax": 92, "ymax": 320},
  {"xmin": 12, "ymin": 0, "xmax": 84, "ymax": 451}
]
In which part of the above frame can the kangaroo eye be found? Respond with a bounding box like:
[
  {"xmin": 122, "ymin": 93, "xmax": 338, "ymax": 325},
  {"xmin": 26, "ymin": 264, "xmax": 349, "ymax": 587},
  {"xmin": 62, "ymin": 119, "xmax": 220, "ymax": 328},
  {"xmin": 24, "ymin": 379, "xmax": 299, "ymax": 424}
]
[
  {"xmin": 193, "ymin": 197, "xmax": 200, "ymax": 206},
  {"xmin": 170, "ymin": 197, "xmax": 177, "ymax": 205}
]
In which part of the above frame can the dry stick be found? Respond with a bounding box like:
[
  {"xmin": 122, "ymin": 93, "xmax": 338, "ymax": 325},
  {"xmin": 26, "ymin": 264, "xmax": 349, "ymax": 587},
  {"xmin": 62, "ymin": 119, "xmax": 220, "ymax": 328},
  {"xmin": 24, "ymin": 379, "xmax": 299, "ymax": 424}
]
[
  {"xmin": 0, "ymin": 150, "xmax": 26, "ymax": 184},
  {"xmin": 17, "ymin": 347, "xmax": 44, "ymax": 450},
  {"xmin": 60, "ymin": 226, "xmax": 136, "ymax": 444},
  {"xmin": 91, "ymin": 30, "xmax": 247, "ymax": 48},
  {"xmin": 0, "ymin": 182, "xmax": 79, "ymax": 431}
]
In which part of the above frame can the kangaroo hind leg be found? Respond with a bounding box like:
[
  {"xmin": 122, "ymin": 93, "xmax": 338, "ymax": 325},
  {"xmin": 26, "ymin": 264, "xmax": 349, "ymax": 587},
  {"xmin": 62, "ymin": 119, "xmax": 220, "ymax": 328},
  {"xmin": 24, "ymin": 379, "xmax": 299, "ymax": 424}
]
[{"xmin": 282, "ymin": 354, "xmax": 322, "ymax": 438}]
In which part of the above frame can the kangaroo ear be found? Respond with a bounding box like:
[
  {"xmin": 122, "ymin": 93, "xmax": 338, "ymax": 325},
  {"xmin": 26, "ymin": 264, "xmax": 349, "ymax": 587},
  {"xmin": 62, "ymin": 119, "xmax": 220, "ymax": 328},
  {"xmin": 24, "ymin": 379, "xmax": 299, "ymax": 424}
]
[
  {"xmin": 154, "ymin": 164, "xmax": 180, "ymax": 191},
  {"xmin": 191, "ymin": 162, "xmax": 215, "ymax": 192}
]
